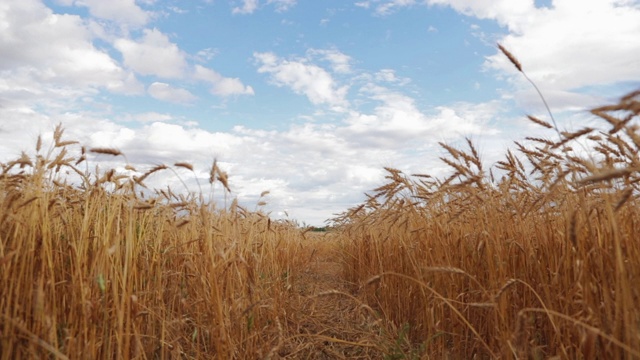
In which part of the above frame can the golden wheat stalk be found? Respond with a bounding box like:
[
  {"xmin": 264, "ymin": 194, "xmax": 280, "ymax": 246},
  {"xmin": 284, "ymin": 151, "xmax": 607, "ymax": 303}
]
[
  {"xmin": 497, "ymin": 44, "xmax": 522, "ymax": 72},
  {"xmin": 498, "ymin": 43, "xmax": 562, "ymax": 141},
  {"xmin": 174, "ymin": 162, "xmax": 194, "ymax": 171},
  {"xmin": 55, "ymin": 140, "xmax": 79, "ymax": 147},
  {"xmin": 578, "ymin": 167, "xmax": 638, "ymax": 184},
  {"xmin": 526, "ymin": 115, "xmax": 554, "ymax": 129},
  {"xmin": 614, "ymin": 188, "xmax": 634, "ymax": 212},
  {"xmin": 90, "ymin": 147, "xmax": 123, "ymax": 156},
  {"xmin": 135, "ymin": 164, "xmax": 168, "ymax": 185}
]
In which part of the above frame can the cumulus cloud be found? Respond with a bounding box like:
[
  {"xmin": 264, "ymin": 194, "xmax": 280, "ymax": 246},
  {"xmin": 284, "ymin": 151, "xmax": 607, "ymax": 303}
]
[
  {"xmin": 254, "ymin": 52, "xmax": 349, "ymax": 110},
  {"xmin": 479, "ymin": 0, "xmax": 640, "ymax": 92},
  {"xmin": 267, "ymin": 0, "xmax": 297, "ymax": 12},
  {"xmin": 371, "ymin": 0, "xmax": 640, "ymax": 110},
  {"xmin": 232, "ymin": 0, "xmax": 297, "ymax": 14},
  {"xmin": 341, "ymin": 84, "xmax": 498, "ymax": 148},
  {"xmin": 68, "ymin": 0, "xmax": 150, "ymax": 27},
  {"xmin": 194, "ymin": 48, "xmax": 219, "ymax": 63},
  {"xmin": 0, "ymin": 0, "xmax": 253, "ymax": 127},
  {"xmin": 114, "ymin": 28, "xmax": 188, "ymax": 78},
  {"xmin": 6, "ymin": 0, "xmax": 634, "ymax": 227},
  {"xmin": 147, "ymin": 82, "xmax": 197, "ymax": 104},
  {"xmin": 361, "ymin": 0, "xmax": 639, "ymax": 112},
  {"xmin": 124, "ymin": 112, "xmax": 175, "ymax": 123},
  {"xmin": 343, "ymin": 85, "xmax": 435, "ymax": 146},
  {"xmin": 0, "ymin": 83, "xmax": 502, "ymax": 227},
  {"xmin": 0, "ymin": 0, "xmax": 141, "ymax": 95},
  {"xmin": 360, "ymin": 0, "xmax": 640, "ymax": 90},
  {"xmin": 193, "ymin": 65, "xmax": 255, "ymax": 96},
  {"xmin": 375, "ymin": 0, "xmax": 417, "ymax": 15},
  {"xmin": 307, "ymin": 48, "xmax": 353, "ymax": 74},
  {"xmin": 374, "ymin": 69, "xmax": 410, "ymax": 85},
  {"xmin": 114, "ymin": 30, "xmax": 253, "ymax": 98},
  {"xmin": 232, "ymin": 0, "xmax": 259, "ymax": 14},
  {"xmin": 81, "ymin": 118, "xmax": 390, "ymax": 224}
]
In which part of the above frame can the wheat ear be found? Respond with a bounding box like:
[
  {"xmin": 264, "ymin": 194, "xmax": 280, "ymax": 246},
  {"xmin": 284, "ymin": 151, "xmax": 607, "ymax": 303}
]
[{"xmin": 498, "ymin": 44, "xmax": 562, "ymax": 141}]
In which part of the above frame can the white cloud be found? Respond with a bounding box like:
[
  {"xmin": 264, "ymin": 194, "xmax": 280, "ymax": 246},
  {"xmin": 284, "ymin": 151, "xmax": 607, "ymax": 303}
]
[
  {"xmin": 307, "ymin": 48, "xmax": 353, "ymax": 74},
  {"xmin": 267, "ymin": 0, "xmax": 297, "ymax": 12},
  {"xmin": 254, "ymin": 52, "xmax": 349, "ymax": 110},
  {"xmin": 70, "ymin": 0, "xmax": 150, "ymax": 27},
  {"xmin": 0, "ymin": 84, "xmax": 503, "ymax": 227},
  {"xmin": 0, "ymin": 0, "xmax": 143, "ymax": 110},
  {"xmin": 349, "ymin": 0, "xmax": 640, "ymax": 118},
  {"xmin": 193, "ymin": 65, "xmax": 255, "ymax": 96},
  {"xmin": 212, "ymin": 77, "xmax": 255, "ymax": 96},
  {"xmin": 375, "ymin": 0, "xmax": 417, "ymax": 15},
  {"xmin": 125, "ymin": 112, "xmax": 175, "ymax": 123},
  {"xmin": 147, "ymin": 82, "xmax": 197, "ymax": 104},
  {"xmin": 194, "ymin": 48, "xmax": 219, "ymax": 63},
  {"xmin": 420, "ymin": 0, "xmax": 640, "ymax": 110},
  {"xmin": 232, "ymin": 0, "xmax": 297, "ymax": 14},
  {"xmin": 11, "ymin": 84, "xmax": 485, "ymax": 224},
  {"xmin": 114, "ymin": 28, "xmax": 188, "ymax": 78},
  {"xmin": 341, "ymin": 84, "xmax": 499, "ymax": 148},
  {"xmin": 0, "ymin": 0, "xmax": 506, "ymax": 227},
  {"xmin": 374, "ymin": 69, "xmax": 410, "ymax": 85},
  {"xmin": 427, "ymin": 0, "xmax": 534, "ymax": 28},
  {"xmin": 7, "ymin": 0, "xmax": 634, "ymax": 228},
  {"xmin": 167, "ymin": 6, "xmax": 188, "ymax": 15},
  {"xmin": 232, "ymin": 0, "xmax": 259, "ymax": 14},
  {"xmin": 114, "ymin": 30, "xmax": 253, "ymax": 98},
  {"xmin": 487, "ymin": 2, "xmax": 640, "ymax": 90}
]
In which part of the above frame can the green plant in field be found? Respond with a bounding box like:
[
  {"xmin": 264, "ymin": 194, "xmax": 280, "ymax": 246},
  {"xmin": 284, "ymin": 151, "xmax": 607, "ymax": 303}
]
[{"xmin": 383, "ymin": 323, "xmax": 425, "ymax": 360}]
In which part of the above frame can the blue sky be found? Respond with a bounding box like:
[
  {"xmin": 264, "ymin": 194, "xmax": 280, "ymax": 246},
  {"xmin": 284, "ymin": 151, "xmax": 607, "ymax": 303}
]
[{"xmin": 1, "ymin": 0, "xmax": 639, "ymax": 225}]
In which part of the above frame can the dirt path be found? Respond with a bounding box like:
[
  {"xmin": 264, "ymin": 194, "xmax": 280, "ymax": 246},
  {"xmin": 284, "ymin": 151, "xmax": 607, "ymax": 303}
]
[{"xmin": 276, "ymin": 234, "xmax": 387, "ymax": 359}]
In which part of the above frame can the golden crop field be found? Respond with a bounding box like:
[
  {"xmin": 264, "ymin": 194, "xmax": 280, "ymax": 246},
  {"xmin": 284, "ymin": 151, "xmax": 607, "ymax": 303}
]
[
  {"xmin": 336, "ymin": 88, "xmax": 640, "ymax": 358},
  {"xmin": 1, "ymin": 50, "xmax": 639, "ymax": 359}
]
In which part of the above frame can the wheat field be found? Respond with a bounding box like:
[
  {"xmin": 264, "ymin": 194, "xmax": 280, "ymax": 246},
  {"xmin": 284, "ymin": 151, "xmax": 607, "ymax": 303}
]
[
  {"xmin": 0, "ymin": 127, "xmax": 313, "ymax": 358},
  {"xmin": 1, "ymin": 52, "xmax": 640, "ymax": 358},
  {"xmin": 334, "ymin": 86, "xmax": 640, "ymax": 358}
]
